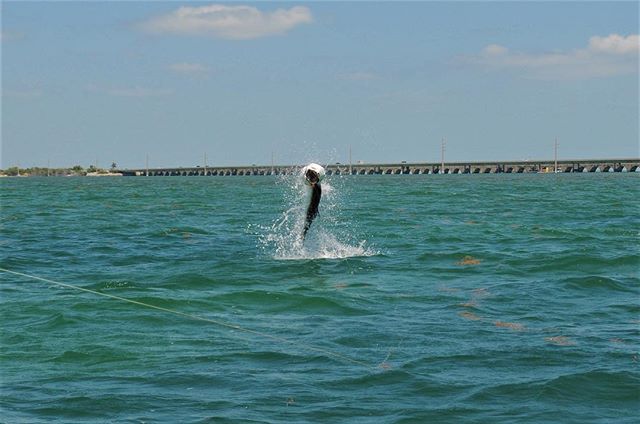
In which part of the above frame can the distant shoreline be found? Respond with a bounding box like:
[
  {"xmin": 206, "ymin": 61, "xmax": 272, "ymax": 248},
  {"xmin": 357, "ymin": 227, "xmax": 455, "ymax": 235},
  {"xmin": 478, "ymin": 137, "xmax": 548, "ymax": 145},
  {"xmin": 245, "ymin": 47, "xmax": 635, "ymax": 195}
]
[
  {"xmin": 0, "ymin": 166, "xmax": 123, "ymax": 177},
  {"xmin": 0, "ymin": 172, "xmax": 123, "ymax": 178}
]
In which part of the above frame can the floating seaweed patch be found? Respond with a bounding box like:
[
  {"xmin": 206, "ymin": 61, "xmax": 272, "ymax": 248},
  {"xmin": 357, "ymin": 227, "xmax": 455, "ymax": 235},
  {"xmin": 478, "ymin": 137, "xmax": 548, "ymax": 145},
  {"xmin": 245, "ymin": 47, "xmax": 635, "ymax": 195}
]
[
  {"xmin": 495, "ymin": 321, "xmax": 525, "ymax": 331},
  {"xmin": 458, "ymin": 311, "xmax": 482, "ymax": 321},
  {"xmin": 545, "ymin": 336, "xmax": 576, "ymax": 346},
  {"xmin": 457, "ymin": 256, "xmax": 481, "ymax": 266},
  {"xmin": 471, "ymin": 287, "xmax": 489, "ymax": 298},
  {"xmin": 163, "ymin": 228, "xmax": 179, "ymax": 236},
  {"xmin": 438, "ymin": 286, "xmax": 460, "ymax": 293}
]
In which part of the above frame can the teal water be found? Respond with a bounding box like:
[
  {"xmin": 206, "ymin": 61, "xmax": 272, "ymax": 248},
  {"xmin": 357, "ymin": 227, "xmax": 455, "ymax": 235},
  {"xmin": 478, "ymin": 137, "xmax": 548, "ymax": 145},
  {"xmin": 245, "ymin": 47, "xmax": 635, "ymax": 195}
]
[{"xmin": 1, "ymin": 174, "xmax": 638, "ymax": 423}]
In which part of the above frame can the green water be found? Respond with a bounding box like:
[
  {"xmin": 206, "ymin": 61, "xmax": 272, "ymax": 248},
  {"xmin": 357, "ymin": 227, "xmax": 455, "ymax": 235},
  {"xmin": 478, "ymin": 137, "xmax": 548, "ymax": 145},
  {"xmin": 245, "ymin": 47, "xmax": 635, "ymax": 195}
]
[{"xmin": 1, "ymin": 174, "xmax": 638, "ymax": 423}]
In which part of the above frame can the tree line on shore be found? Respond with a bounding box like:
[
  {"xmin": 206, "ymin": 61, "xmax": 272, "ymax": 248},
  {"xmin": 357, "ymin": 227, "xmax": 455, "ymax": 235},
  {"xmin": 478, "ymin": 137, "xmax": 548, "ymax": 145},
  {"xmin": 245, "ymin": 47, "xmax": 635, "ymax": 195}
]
[{"xmin": 1, "ymin": 163, "xmax": 119, "ymax": 177}]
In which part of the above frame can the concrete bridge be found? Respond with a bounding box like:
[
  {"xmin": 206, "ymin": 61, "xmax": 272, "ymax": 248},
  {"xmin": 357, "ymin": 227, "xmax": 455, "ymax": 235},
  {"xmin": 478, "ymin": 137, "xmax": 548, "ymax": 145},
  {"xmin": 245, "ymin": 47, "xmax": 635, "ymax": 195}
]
[{"xmin": 120, "ymin": 158, "xmax": 640, "ymax": 177}]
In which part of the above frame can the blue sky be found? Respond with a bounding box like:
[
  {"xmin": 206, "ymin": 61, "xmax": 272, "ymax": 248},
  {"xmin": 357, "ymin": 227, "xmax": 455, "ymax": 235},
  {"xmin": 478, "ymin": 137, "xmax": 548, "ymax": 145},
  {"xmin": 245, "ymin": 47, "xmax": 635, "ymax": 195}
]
[{"xmin": 2, "ymin": 1, "xmax": 638, "ymax": 169}]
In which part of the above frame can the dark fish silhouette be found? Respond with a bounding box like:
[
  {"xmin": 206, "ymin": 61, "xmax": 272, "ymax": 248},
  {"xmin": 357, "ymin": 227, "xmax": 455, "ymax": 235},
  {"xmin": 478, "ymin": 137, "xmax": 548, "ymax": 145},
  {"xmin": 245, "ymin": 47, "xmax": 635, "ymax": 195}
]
[{"xmin": 301, "ymin": 164, "xmax": 325, "ymax": 240}]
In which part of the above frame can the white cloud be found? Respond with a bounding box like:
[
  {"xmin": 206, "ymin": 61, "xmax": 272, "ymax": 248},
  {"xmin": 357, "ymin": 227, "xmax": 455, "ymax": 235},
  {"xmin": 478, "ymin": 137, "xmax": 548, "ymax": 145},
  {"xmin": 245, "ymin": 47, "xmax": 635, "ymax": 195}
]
[
  {"xmin": 483, "ymin": 44, "xmax": 508, "ymax": 56},
  {"xmin": 168, "ymin": 62, "xmax": 210, "ymax": 76},
  {"xmin": 86, "ymin": 84, "xmax": 173, "ymax": 98},
  {"xmin": 2, "ymin": 89, "xmax": 42, "ymax": 99},
  {"xmin": 588, "ymin": 34, "xmax": 639, "ymax": 55},
  {"xmin": 139, "ymin": 4, "xmax": 312, "ymax": 40},
  {"xmin": 466, "ymin": 33, "xmax": 639, "ymax": 80},
  {"xmin": 0, "ymin": 30, "xmax": 25, "ymax": 42},
  {"xmin": 338, "ymin": 72, "xmax": 378, "ymax": 81},
  {"xmin": 107, "ymin": 87, "xmax": 173, "ymax": 97}
]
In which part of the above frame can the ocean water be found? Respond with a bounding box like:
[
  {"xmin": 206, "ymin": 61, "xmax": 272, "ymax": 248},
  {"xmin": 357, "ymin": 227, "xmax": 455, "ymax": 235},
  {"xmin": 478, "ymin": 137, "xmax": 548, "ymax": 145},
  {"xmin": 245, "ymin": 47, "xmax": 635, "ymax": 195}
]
[{"xmin": 1, "ymin": 173, "xmax": 638, "ymax": 423}]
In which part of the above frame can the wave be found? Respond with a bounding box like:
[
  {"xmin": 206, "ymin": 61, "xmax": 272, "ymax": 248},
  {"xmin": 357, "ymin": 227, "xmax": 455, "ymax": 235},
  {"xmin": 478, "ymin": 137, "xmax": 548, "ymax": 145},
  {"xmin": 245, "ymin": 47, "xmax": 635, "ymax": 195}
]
[
  {"xmin": 211, "ymin": 290, "xmax": 371, "ymax": 316},
  {"xmin": 17, "ymin": 312, "xmax": 73, "ymax": 330},
  {"xmin": 563, "ymin": 275, "xmax": 638, "ymax": 293},
  {"xmin": 525, "ymin": 253, "xmax": 639, "ymax": 273},
  {"xmin": 462, "ymin": 368, "xmax": 640, "ymax": 419},
  {"xmin": 538, "ymin": 369, "xmax": 640, "ymax": 403},
  {"xmin": 48, "ymin": 346, "xmax": 138, "ymax": 365}
]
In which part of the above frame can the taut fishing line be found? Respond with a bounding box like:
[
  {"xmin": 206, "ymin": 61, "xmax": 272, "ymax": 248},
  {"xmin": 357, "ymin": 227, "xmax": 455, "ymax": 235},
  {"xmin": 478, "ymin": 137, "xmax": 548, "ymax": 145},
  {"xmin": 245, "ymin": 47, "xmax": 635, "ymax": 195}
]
[{"xmin": 0, "ymin": 267, "xmax": 377, "ymax": 370}]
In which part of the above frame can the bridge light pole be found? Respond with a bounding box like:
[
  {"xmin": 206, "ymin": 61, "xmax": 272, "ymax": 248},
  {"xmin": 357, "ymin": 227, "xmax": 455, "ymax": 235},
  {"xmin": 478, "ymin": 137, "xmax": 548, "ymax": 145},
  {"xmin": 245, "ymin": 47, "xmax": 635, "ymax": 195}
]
[
  {"xmin": 554, "ymin": 138, "xmax": 559, "ymax": 173},
  {"xmin": 441, "ymin": 138, "xmax": 446, "ymax": 174}
]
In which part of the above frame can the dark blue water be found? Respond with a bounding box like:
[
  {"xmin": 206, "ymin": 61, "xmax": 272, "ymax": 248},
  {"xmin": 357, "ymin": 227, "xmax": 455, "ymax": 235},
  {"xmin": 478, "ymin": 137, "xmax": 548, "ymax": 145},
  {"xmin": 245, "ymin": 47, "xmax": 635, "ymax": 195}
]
[{"xmin": 1, "ymin": 174, "xmax": 638, "ymax": 423}]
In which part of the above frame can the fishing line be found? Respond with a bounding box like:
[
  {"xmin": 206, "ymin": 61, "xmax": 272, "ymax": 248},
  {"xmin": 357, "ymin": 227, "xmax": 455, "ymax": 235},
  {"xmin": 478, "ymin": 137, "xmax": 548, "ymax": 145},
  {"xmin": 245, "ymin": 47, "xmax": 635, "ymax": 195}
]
[{"xmin": 0, "ymin": 267, "xmax": 376, "ymax": 370}]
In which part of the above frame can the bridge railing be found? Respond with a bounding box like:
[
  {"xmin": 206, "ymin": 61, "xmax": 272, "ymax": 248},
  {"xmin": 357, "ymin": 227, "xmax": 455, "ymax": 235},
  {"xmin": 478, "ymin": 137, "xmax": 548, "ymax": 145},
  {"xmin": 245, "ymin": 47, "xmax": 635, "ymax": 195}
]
[{"xmin": 120, "ymin": 159, "xmax": 640, "ymax": 176}]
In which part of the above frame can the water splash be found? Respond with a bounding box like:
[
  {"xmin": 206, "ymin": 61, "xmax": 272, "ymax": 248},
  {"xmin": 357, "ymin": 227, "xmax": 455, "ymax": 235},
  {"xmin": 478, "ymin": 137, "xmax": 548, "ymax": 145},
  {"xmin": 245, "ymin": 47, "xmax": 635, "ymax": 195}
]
[
  {"xmin": 272, "ymin": 230, "xmax": 376, "ymax": 260},
  {"xmin": 258, "ymin": 168, "xmax": 377, "ymax": 260}
]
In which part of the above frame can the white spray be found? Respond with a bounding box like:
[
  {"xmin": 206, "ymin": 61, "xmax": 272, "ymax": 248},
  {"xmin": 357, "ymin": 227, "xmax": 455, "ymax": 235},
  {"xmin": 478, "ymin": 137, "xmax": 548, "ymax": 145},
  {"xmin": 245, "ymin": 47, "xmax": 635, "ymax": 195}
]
[{"xmin": 258, "ymin": 166, "xmax": 377, "ymax": 260}]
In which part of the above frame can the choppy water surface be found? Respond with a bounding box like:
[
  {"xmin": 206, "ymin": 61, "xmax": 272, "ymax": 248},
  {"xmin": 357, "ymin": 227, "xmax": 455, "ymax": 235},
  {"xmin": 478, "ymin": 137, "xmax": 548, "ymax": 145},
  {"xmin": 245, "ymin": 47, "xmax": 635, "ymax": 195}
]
[{"xmin": 1, "ymin": 174, "xmax": 638, "ymax": 423}]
